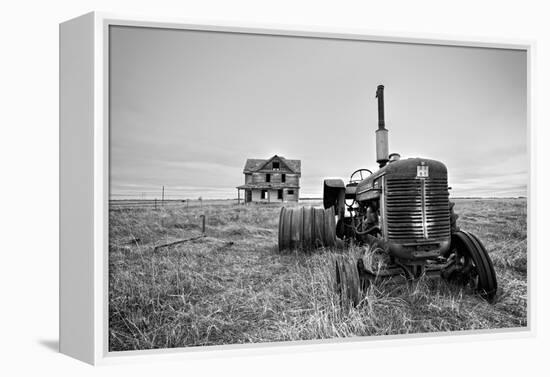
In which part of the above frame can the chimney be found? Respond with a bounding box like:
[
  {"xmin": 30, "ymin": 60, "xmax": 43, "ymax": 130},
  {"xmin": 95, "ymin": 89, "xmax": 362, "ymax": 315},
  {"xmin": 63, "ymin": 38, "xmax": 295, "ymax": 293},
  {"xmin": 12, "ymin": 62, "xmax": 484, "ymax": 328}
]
[{"xmin": 375, "ymin": 85, "xmax": 389, "ymax": 168}]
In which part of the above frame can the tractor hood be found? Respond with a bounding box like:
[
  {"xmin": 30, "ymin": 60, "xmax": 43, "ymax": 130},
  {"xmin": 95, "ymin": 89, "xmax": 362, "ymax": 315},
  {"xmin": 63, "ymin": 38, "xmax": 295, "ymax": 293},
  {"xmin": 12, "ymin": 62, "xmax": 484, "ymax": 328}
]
[{"xmin": 357, "ymin": 158, "xmax": 448, "ymax": 195}]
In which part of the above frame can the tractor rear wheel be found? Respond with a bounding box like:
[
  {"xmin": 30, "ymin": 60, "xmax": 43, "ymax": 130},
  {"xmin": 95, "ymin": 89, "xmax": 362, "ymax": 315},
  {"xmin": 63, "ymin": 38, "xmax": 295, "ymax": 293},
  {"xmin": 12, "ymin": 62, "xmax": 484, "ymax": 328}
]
[
  {"xmin": 278, "ymin": 206, "xmax": 337, "ymax": 252},
  {"xmin": 334, "ymin": 255, "xmax": 361, "ymax": 308},
  {"xmin": 444, "ymin": 230, "xmax": 497, "ymax": 302}
]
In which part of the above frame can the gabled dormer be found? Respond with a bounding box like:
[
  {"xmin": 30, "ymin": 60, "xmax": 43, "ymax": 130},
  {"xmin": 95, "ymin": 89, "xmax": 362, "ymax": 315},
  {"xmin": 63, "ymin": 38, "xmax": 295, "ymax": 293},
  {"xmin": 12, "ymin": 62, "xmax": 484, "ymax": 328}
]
[{"xmin": 245, "ymin": 155, "xmax": 301, "ymax": 175}]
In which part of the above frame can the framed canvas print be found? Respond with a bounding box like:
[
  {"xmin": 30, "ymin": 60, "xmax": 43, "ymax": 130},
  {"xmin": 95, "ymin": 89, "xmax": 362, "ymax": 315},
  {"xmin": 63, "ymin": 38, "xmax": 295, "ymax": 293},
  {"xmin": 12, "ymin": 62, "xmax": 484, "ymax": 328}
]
[{"xmin": 59, "ymin": 12, "xmax": 533, "ymax": 365}]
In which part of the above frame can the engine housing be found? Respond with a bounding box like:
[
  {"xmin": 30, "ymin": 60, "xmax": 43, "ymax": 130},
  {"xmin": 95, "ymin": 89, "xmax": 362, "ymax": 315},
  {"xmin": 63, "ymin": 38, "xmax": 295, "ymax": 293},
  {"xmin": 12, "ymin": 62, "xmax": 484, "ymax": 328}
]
[{"xmin": 355, "ymin": 157, "xmax": 451, "ymax": 259}]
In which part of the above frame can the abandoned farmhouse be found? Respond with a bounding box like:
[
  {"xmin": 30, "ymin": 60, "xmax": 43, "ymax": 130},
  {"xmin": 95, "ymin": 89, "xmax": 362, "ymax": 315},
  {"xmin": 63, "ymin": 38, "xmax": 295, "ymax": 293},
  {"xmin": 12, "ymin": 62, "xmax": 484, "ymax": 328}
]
[{"xmin": 237, "ymin": 155, "xmax": 301, "ymax": 203}]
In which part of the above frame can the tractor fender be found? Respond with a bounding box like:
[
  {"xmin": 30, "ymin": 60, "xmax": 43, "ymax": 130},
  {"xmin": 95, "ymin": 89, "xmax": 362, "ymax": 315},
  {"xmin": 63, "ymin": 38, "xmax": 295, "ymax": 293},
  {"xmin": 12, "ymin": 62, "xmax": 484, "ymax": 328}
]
[{"xmin": 323, "ymin": 179, "xmax": 346, "ymax": 215}]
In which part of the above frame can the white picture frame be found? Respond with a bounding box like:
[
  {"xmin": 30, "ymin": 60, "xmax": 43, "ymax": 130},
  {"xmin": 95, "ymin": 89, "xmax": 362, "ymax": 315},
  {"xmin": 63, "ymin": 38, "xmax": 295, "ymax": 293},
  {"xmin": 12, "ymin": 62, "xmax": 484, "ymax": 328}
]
[{"xmin": 59, "ymin": 11, "xmax": 534, "ymax": 365}]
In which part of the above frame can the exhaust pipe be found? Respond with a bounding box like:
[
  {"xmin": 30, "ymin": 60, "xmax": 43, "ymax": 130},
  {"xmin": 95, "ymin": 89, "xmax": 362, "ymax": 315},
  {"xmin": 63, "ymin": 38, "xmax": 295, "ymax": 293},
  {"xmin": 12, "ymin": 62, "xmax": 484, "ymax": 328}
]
[{"xmin": 376, "ymin": 85, "xmax": 389, "ymax": 168}]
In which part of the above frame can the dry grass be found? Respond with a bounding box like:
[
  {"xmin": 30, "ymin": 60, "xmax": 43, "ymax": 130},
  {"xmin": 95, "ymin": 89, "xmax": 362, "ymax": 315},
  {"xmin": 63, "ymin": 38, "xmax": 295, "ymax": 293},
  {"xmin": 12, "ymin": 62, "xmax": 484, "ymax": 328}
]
[{"xmin": 109, "ymin": 198, "xmax": 527, "ymax": 351}]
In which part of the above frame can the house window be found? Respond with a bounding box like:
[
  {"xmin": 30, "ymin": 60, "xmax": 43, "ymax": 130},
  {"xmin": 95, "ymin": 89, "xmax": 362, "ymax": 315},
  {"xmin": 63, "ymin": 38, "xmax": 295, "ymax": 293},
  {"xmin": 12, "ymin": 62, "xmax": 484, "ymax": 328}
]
[
  {"xmin": 281, "ymin": 174, "xmax": 286, "ymax": 183},
  {"xmin": 288, "ymin": 190, "xmax": 294, "ymax": 195},
  {"xmin": 277, "ymin": 189, "xmax": 283, "ymax": 200},
  {"xmin": 261, "ymin": 190, "xmax": 268, "ymax": 199},
  {"xmin": 266, "ymin": 174, "xmax": 271, "ymax": 183},
  {"xmin": 272, "ymin": 161, "xmax": 280, "ymax": 170}
]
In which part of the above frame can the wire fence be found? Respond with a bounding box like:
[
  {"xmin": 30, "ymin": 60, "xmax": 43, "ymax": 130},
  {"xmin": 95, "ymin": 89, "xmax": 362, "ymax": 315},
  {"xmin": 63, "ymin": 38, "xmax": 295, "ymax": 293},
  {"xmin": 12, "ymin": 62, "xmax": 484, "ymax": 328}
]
[
  {"xmin": 109, "ymin": 197, "xmax": 322, "ymax": 210},
  {"xmin": 109, "ymin": 198, "xmax": 233, "ymax": 210}
]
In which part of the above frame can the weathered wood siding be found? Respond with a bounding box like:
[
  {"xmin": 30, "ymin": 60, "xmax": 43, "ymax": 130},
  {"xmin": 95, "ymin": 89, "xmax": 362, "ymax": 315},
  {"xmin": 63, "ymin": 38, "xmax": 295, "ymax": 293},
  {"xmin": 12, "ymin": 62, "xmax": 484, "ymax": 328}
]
[
  {"xmin": 285, "ymin": 174, "xmax": 299, "ymax": 186},
  {"xmin": 284, "ymin": 188, "xmax": 299, "ymax": 201},
  {"xmin": 251, "ymin": 189, "xmax": 263, "ymax": 202},
  {"xmin": 251, "ymin": 189, "xmax": 276, "ymax": 202},
  {"xmin": 252, "ymin": 173, "xmax": 299, "ymax": 185},
  {"xmin": 249, "ymin": 188, "xmax": 299, "ymax": 202}
]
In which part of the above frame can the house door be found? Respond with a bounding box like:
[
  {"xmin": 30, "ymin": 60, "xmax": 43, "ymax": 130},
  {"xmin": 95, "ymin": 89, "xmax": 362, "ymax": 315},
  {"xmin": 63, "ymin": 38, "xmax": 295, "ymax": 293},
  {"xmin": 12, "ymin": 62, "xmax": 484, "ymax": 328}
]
[
  {"xmin": 277, "ymin": 189, "xmax": 283, "ymax": 200},
  {"xmin": 246, "ymin": 190, "xmax": 252, "ymax": 203}
]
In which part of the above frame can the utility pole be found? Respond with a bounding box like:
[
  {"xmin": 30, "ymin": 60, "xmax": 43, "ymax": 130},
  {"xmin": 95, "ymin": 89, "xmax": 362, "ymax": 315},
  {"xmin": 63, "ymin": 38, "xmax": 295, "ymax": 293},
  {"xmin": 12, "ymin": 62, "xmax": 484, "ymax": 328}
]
[{"xmin": 162, "ymin": 186, "xmax": 165, "ymax": 206}]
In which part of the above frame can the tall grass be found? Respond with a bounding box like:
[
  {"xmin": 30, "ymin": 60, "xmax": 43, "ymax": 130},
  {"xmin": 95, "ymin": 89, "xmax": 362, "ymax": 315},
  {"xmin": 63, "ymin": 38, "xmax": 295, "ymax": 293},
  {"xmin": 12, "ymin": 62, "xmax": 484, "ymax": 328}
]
[{"xmin": 109, "ymin": 199, "xmax": 527, "ymax": 351}]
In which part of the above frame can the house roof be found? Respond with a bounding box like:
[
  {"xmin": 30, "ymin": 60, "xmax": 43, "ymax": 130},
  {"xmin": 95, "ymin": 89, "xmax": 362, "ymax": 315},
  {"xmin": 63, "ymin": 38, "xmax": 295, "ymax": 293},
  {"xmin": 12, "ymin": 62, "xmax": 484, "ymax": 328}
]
[{"xmin": 243, "ymin": 155, "xmax": 301, "ymax": 174}]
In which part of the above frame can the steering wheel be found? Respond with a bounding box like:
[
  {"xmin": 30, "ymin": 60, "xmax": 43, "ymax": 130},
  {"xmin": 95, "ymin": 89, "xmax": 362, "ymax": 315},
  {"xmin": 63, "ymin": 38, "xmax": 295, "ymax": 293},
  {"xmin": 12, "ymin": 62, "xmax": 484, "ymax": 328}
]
[{"xmin": 349, "ymin": 168, "xmax": 373, "ymax": 184}]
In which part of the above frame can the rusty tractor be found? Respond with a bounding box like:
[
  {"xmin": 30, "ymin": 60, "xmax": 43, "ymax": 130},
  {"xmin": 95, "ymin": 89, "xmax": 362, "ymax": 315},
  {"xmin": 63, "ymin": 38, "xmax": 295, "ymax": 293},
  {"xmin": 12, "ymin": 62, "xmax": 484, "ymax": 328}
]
[{"xmin": 278, "ymin": 85, "xmax": 497, "ymax": 305}]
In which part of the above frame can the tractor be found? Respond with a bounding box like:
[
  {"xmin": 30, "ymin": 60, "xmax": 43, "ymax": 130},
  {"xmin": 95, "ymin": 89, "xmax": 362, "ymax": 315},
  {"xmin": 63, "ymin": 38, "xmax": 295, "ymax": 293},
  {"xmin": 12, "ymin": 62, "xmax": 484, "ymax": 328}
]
[{"xmin": 278, "ymin": 85, "xmax": 497, "ymax": 305}]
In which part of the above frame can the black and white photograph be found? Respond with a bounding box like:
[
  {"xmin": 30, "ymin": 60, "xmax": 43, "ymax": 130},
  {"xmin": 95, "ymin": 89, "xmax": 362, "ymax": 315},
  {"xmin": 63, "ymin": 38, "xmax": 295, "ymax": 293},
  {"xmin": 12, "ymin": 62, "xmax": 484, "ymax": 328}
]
[{"xmin": 107, "ymin": 25, "xmax": 527, "ymax": 351}]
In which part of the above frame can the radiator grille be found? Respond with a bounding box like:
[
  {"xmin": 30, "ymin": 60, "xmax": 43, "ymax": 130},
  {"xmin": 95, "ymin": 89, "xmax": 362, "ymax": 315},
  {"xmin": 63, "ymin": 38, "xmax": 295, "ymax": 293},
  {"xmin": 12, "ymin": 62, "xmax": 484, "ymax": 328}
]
[{"xmin": 385, "ymin": 177, "xmax": 450, "ymax": 242}]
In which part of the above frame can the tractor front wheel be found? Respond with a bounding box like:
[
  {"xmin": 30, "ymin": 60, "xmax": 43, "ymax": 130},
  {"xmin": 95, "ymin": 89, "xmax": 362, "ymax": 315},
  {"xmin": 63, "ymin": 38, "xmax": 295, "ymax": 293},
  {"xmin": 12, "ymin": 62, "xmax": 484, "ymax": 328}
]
[
  {"xmin": 443, "ymin": 230, "xmax": 497, "ymax": 302},
  {"xmin": 334, "ymin": 255, "xmax": 361, "ymax": 308}
]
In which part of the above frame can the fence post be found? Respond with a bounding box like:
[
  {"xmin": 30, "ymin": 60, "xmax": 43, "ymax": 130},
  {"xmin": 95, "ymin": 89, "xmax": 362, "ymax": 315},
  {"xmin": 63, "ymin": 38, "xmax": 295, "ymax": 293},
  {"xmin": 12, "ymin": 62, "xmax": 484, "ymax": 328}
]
[{"xmin": 200, "ymin": 214, "xmax": 205, "ymax": 234}]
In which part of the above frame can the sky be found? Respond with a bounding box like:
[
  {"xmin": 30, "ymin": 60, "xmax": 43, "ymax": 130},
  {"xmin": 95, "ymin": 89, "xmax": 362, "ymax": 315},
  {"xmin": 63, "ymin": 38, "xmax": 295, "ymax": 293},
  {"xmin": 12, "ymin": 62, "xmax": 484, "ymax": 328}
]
[{"xmin": 109, "ymin": 26, "xmax": 527, "ymax": 200}]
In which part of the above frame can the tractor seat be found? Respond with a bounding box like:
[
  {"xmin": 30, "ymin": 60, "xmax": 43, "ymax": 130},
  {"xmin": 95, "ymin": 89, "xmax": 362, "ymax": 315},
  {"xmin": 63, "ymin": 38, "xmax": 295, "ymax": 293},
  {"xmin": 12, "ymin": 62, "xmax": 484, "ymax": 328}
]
[{"xmin": 345, "ymin": 184, "xmax": 357, "ymax": 197}]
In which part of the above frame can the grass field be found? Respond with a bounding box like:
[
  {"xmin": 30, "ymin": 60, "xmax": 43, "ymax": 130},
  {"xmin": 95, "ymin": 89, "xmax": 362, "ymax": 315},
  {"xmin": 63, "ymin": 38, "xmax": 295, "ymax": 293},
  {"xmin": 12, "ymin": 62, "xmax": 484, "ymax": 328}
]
[{"xmin": 108, "ymin": 198, "xmax": 527, "ymax": 351}]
